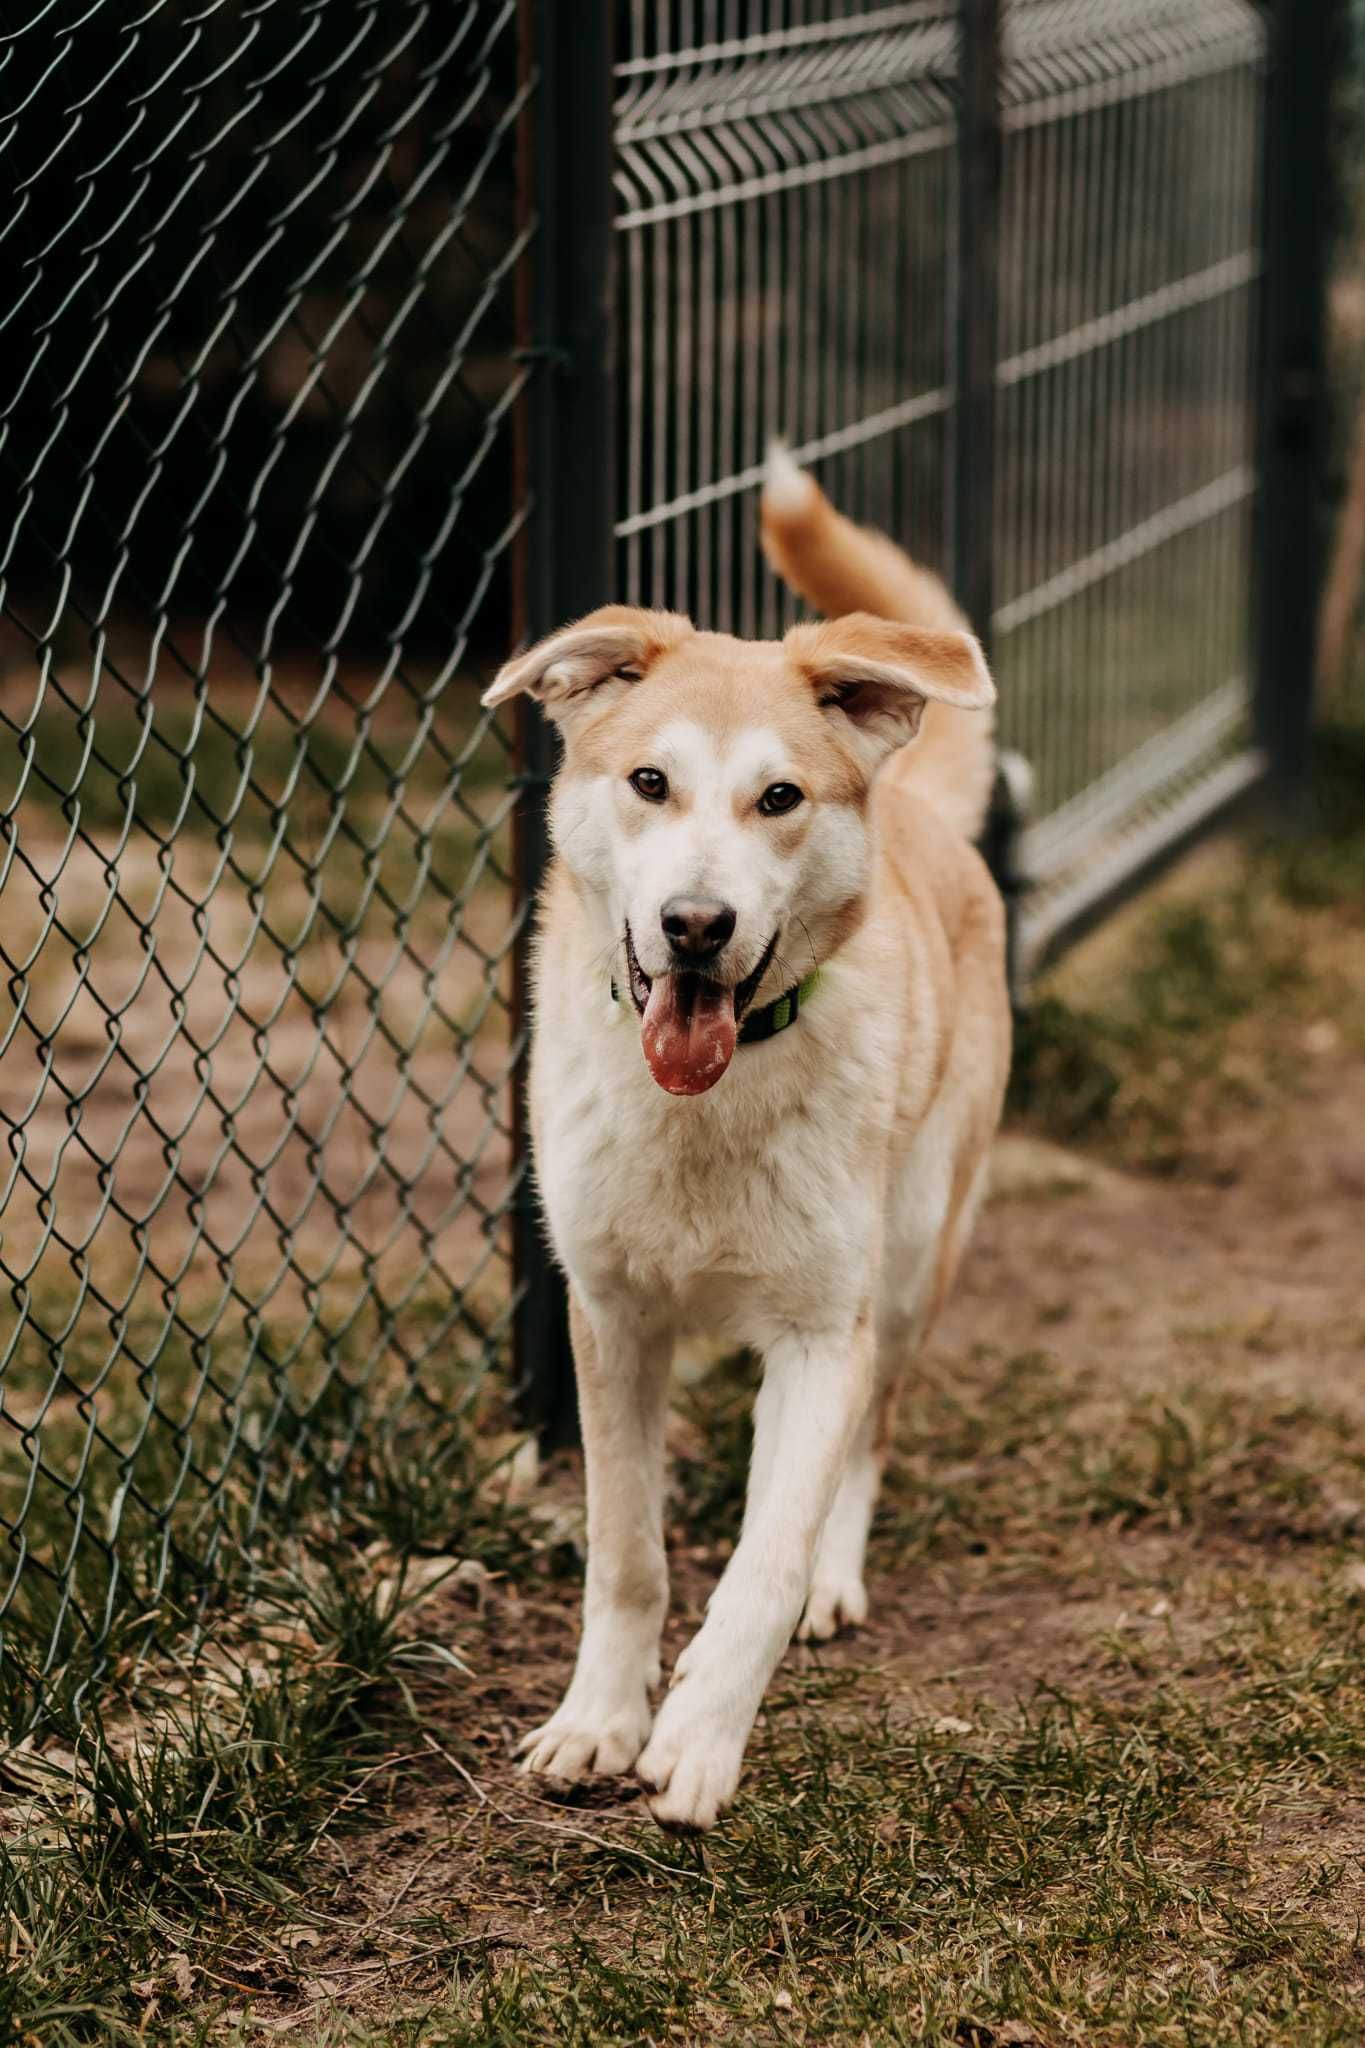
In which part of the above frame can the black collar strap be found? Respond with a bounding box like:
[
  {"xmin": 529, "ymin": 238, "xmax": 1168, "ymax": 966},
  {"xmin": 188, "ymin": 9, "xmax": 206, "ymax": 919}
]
[{"xmin": 610, "ymin": 967, "xmax": 822, "ymax": 1045}]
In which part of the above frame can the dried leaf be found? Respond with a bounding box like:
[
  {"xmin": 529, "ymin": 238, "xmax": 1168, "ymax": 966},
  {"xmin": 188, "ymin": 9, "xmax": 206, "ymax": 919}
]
[{"xmin": 278, "ymin": 1925, "xmax": 323, "ymax": 1953}]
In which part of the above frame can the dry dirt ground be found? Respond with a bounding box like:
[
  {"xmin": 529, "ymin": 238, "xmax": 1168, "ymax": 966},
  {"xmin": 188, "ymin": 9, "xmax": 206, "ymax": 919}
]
[{"xmin": 188, "ymin": 808, "xmax": 1365, "ymax": 2045}]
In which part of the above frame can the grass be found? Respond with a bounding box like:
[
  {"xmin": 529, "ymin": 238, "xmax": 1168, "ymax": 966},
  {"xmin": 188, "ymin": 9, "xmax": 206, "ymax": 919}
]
[
  {"xmin": 424, "ymin": 1616, "xmax": 1365, "ymax": 2047},
  {"xmin": 9, "ymin": 1555, "xmax": 1363, "ymax": 2045},
  {"xmin": 1009, "ymin": 726, "xmax": 1365, "ymax": 1170},
  {"xmin": 0, "ymin": 1476, "xmax": 1355, "ymax": 2046},
  {"xmin": 0, "ymin": 1386, "xmax": 584, "ymax": 2043},
  {"xmin": 0, "ymin": 1287, "xmax": 556, "ymax": 1746},
  {"xmin": 0, "ymin": 1541, "xmax": 475, "ymax": 2046},
  {"xmin": 11, "ymin": 1333, "xmax": 1365, "ymax": 2045},
  {"xmin": 115, "ymin": 1568, "xmax": 1362, "ymax": 2048}
]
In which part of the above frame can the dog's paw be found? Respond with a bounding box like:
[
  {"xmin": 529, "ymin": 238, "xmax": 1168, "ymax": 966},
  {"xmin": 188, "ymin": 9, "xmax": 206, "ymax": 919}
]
[
  {"xmin": 518, "ymin": 1692, "xmax": 653, "ymax": 1782},
  {"xmin": 797, "ymin": 1571, "xmax": 869, "ymax": 1642},
  {"xmin": 635, "ymin": 1681, "xmax": 747, "ymax": 1833}
]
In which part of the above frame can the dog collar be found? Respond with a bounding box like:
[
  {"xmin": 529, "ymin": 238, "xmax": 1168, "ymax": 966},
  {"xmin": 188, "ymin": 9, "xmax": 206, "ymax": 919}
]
[{"xmin": 610, "ymin": 966, "xmax": 822, "ymax": 1045}]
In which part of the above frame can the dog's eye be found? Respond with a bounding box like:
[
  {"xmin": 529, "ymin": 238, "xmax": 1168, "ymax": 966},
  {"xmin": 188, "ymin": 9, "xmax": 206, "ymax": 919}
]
[
  {"xmin": 629, "ymin": 766, "xmax": 668, "ymax": 803},
  {"xmin": 757, "ymin": 782, "xmax": 804, "ymax": 817}
]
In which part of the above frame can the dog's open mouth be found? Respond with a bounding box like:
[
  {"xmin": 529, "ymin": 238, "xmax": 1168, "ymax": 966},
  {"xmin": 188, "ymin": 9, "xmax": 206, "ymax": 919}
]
[{"xmin": 625, "ymin": 925, "xmax": 777, "ymax": 1097}]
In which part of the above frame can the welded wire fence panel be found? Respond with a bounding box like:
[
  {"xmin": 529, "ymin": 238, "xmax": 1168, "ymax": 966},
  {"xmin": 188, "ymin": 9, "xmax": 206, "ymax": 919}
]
[
  {"xmin": 613, "ymin": 0, "xmax": 1268, "ymax": 972},
  {"xmin": 994, "ymin": 0, "xmax": 1267, "ymax": 960},
  {"xmin": 0, "ymin": 2, "xmax": 526, "ymax": 1727},
  {"xmin": 613, "ymin": 2, "xmax": 960, "ymax": 631}
]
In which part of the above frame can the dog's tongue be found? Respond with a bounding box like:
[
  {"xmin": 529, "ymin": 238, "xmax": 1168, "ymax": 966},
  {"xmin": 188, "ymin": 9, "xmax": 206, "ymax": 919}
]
[{"xmin": 641, "ymin": 972, "xmax": 738, "ymax": 1095}]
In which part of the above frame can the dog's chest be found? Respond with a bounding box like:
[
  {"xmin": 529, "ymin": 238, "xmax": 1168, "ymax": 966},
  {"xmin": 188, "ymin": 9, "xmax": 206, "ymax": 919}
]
[{"xmin": 535, "ymin": 1021, "xmax": 883, "ymax": 1326}]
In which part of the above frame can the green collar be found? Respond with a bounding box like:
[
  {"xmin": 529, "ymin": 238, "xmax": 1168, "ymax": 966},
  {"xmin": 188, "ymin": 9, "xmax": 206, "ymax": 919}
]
[{"xmin": 611, "ymin": 966, "xmax": 823, "ymax": 1045}]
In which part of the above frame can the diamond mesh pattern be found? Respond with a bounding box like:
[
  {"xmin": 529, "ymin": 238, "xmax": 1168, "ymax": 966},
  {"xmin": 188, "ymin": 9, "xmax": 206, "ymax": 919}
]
[{"xmin": 0, "ymin": 0, "xmax": 527, "ymax": 1724}]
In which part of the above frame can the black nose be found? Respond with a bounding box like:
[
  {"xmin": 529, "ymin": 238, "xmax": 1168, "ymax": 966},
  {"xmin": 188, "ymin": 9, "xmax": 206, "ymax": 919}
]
[{"xmin": 660, "ymin": 895, "xmax": 737, "ymax": 963}]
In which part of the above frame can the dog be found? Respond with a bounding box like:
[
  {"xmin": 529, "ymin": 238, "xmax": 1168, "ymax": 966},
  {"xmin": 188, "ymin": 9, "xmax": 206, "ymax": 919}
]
[{"xmin": 482, "ymin": 448, "xmax": 1011, "ymax": 1832}]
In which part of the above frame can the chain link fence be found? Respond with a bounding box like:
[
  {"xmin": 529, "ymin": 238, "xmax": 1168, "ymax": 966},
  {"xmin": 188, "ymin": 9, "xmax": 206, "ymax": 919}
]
[
  {"xmin": 0, "ymin": 1, "xmax": 527, "ymax": 1728},
  {"xmin": 0, "ymin": 0, "xmax": 1325, "ymax": 1734}
]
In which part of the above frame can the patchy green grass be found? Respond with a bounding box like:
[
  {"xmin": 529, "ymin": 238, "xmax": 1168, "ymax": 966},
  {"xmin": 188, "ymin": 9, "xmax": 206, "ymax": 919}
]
[
  {"xmin": 12, "ymin": 1334, "xmax": 1365, "ymax": 2047},
  {"xmin": 0, "ymin": 1540, "xmax": 477, "ymax": 2047},
  {"xmin": 1009, "ymin": 727, "xmax": 1365, "ymax": 1169},
  {"xmin": 433, "ymin": 1624, "xmax": 1365, "ymax": 2048},
  {"xmin": 150, "ymin": 1570, "xmax": 1365, "ymax": 2048}
]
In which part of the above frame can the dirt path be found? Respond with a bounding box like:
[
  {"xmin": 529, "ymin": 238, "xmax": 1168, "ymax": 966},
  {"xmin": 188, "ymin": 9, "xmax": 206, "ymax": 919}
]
[{"xmin": 960, "ymin": 1067, "xmax": 1365, "ymax": 1424}]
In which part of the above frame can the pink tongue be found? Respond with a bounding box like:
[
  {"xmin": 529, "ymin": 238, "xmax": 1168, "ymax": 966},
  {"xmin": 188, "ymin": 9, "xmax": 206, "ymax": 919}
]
[{"xmin": 641, "ymin": 973, "xmax": 738, "ymax": 1095}]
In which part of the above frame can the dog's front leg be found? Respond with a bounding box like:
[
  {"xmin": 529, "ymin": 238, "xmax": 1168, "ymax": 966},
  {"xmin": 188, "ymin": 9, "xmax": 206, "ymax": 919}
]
[
  {"xmin": 637, "ymin": 1315, "xmax": 875, "ymax": 1831},
  {"xmin": 519, "ymin": 1291, "xmax": 671, "ymax": 1782}
]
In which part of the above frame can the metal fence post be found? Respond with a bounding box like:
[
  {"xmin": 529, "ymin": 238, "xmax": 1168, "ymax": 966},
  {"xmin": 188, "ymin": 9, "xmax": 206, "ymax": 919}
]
[
  {"xmin": 955, "ymin": 0, "xmax": 1024, "ymax": 993},
  {"xmin": 953, "ymin": 0, "xmax": 1001, "ymax": 650},
  {"xmin": 1254, "ymin": 0, "xmax": 1343, "ymax": 819},
  {"xmin": 511, "ymin": 0, "xmax": 617, "ymax": 1440}
]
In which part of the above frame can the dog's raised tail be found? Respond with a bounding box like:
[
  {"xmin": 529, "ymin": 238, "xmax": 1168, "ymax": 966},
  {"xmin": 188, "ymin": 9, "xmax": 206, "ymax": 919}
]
[{"xmin": 760, "ymin": 443, "xmax": 996, "ymax": 841}]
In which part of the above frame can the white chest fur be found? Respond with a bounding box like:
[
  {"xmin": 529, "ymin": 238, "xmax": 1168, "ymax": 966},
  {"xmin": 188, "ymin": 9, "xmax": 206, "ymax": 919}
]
[{"xmin": 531, "ymin": 975, "xmax": 903, "ymax": 1345}]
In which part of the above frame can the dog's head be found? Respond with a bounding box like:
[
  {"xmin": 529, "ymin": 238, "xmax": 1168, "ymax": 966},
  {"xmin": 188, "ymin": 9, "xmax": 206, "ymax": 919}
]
[{"xmin": 484, "ymin": 607, "xmax": 992, "ymax": 1096}]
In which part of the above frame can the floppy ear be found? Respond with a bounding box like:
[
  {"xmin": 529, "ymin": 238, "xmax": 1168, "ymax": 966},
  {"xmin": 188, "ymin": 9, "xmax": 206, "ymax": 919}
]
[
  {"xmin": 482, "ymin": 606, "xmax": 692, "ymax": 726},
  {"xmin": 785, "ymin": 612, "xmax": 994, "ymax": 766}
]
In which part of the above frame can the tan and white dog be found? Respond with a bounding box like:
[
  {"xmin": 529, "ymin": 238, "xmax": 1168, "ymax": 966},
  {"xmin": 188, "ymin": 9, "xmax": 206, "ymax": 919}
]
[{"xmin": 483, "ymin": 449, "xmax": 1011, "ymax": 1832}]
